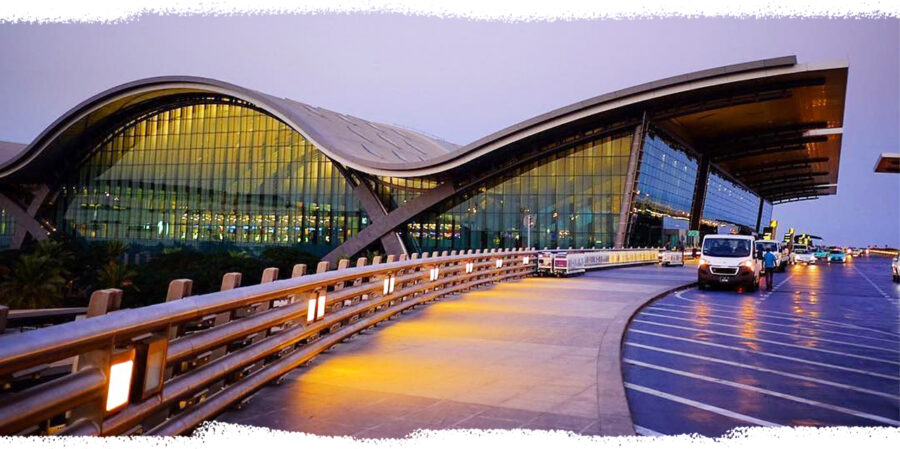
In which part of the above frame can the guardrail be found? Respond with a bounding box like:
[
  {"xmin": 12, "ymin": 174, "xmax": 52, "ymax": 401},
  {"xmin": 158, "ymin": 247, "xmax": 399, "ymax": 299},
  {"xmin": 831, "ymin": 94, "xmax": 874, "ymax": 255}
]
[
  {"xmin": 0, "ymin": 247, "xmax": 658, "ymax": 436},
  {"xmin": 0, "ymin": 307, "xmax": 89, "ymax": 334}
]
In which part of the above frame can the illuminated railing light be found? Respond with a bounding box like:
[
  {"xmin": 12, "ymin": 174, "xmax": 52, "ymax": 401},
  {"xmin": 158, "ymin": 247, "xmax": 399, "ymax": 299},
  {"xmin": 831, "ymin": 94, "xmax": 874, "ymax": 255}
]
[
  {"xmin": 106, "ymin": 349, "xmax": 136, "ymax": 413},
  {"xmin": 523, "ymin": 256, "xmax": 530, "ymax": 265},
  {"xmin": 389, "ymin": 275, "xmax": 396, "ymax": 294},
  {"xmin": 307, "ymin": 297, "xmax": 317, "ymax": 322},
  {"xmin": 465, "ymin": 262, "xmax": 474, "ymax": 274},
  {"xmin": 383, "ymin": 278, "xmax": 390, "ymax": 295},
  {"xmin": 316, "ymin": 293, "xmax": 326, "ymax": 319},
  {"xmin": 429, "ymin": 266, "xmax": 440, "ymax": 281},
  {"xmin": 495, "ymin": 259, "xmax": 503, "ymax": 268}
]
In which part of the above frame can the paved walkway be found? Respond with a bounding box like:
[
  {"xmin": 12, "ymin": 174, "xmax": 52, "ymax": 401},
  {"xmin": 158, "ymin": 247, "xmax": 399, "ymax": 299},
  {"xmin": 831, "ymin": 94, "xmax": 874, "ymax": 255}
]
[{"xmin": 216, "ymin": 263, "xmax": 696, "ymax": 437}]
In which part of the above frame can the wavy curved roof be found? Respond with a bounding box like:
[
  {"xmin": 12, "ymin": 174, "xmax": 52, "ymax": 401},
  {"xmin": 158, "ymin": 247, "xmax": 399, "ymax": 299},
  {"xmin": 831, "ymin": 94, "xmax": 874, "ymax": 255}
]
[{"xmin": 0, "ymin": 55, "xmax": 848, "ymax": 202}]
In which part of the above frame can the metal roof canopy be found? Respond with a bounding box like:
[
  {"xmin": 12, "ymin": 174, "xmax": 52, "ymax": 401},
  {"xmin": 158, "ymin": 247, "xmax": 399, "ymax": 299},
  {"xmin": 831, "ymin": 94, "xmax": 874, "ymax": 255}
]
[{"xmin": 659, "ymin": 64, "xmax": 847, "ymax": 203}]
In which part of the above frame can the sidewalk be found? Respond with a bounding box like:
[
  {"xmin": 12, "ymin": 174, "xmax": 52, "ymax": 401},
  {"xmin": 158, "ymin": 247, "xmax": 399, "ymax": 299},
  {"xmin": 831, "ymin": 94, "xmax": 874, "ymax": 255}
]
[{"xmin": 216, "ymin": 263, "xmax": 696, "ymax": 437}]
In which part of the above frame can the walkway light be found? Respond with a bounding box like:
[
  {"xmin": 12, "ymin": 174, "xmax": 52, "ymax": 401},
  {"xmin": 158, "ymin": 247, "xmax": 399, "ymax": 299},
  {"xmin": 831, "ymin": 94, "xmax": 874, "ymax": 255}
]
[
  {"xmin": 106, "ymin": 348, "xmax": 136, "ymax": 413},
  {"xmin": 523, "ymin": 256, "xmax": 530, "ymax": 265},
  {"xmin": 383, "ymin": 274, "xmax": 396, "ymax": 295},
  {"xmin": 307, "ymin": 297, "xmax": 316, "ymax": 322},
  {"xmin": 317, "ymin": 292, "xmax": 326, "ymax": 319},
  {"xmin": 429, "ymin": 266, "xmax": 440, "ymax": 281},
  {"xmin": 495, "ymin": 259, "xmax": 503, "ymax": 268},
  {"xmin": 465, "ymin": 262, "xmax": 474, "ymax": 274}
]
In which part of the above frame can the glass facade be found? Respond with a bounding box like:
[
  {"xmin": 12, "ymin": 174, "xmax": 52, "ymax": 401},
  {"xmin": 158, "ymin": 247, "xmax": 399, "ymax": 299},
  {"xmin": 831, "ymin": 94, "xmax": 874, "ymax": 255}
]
[
  {"xmin": 52, "ymin": 100, "xmax": 366, "ymax": 255},
  {"xmin": 627, "ymin": 129, "xmax": 698, "ymax": 248},
  {"xmin": 405, "ymin": 133, "xmax": 632, "ymax": 252},
  {"xmin": 0, "ymin": 209, "xmax": 15, "ymax": 249},
  {"xmin": 758, "ymin": 200, "xmax": 774, "ymax": 233},
  {"xmin": 702, "ymin": 171, "xmax": 761, "ymax": 232}
]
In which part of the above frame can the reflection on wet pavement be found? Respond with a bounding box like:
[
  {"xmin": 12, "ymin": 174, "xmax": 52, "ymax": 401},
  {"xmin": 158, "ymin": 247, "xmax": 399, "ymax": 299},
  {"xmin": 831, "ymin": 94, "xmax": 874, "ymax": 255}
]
[{"xmin": 623, "ymin": 256, "xmax": 900, "ymax": 436}]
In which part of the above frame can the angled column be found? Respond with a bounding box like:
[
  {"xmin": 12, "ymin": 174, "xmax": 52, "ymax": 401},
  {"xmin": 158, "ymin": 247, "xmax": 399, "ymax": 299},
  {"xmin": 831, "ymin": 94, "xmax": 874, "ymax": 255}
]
[
  {"xmin": 614, "ymin": 119, "xmax": 646, "ymax": 248},
  {"xmin": 689, "ymin": 154, "xmax": 711, "ymax": 231}
]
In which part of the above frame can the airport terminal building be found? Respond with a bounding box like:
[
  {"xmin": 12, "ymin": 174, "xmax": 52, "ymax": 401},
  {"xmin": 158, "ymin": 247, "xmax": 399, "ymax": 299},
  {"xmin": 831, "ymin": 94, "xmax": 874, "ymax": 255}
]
[{"xmin": 0, "ymin": 56, "xmax": 847, "ymax": 262}]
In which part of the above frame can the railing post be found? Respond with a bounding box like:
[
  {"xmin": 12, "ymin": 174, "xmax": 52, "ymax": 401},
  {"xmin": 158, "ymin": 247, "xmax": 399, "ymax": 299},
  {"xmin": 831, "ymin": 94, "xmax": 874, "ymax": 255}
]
[
  {"xmin": 316, "ymin": 261, "xmax": 329, "ymax": 274},
  {"xmin": 291, "ymin": 264, "xmax": 307, "ymax": 278},
  {"xmin": 166, "ymin": 280, "xmax": 192, "ymax": 340},
  {"xmin": 372, "ymin": 256, "xmax": 383, "ymax": 265},
  {"xmin": 386, "ymin": 255, "xmax": 396, "ymax": 263},
  {"xmin": 68, "ymin": 289, "xmax": 123, "ymax": 433}
]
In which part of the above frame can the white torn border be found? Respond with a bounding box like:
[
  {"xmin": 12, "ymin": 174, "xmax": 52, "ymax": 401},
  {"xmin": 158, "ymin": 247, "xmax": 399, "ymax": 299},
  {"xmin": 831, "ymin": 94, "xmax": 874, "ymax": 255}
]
[
  {"xmin": 2, "ymin": 423, "xmax": 900, "ymax": 447},
  {"xmin": 0, "ymin": 0, "xmax": 899, "ymax": 23}
]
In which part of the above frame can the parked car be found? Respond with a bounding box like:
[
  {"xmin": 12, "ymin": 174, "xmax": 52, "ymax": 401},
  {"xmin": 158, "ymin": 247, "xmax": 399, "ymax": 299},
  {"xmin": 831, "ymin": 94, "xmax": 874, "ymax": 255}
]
[
  {"xmin": 698, "ymin": 234, "xmax": 761, "ymax": 291},
  {"xmin": 828, "ymin": 248, "xmax": 847, "ymax": 263},
  {"xmin": 791, "ymin": 245, "xmax": 817, "ymax": 265},
  {"xmin": 892, "ymin": 255, "xmax": 899, "ymax": 283},
  {"xmin": 755, "ymin": 240, "xmax": 786, "ymax": 272},
  {"xmin": 814, "ymin": 246, "xmax": 829, "ymax": 260}
]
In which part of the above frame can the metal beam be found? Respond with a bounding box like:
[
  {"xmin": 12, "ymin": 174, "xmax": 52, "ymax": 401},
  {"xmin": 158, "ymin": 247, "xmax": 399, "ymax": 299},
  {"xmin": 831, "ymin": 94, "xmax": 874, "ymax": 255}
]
[
  {"xmin": 733, "ymin": 157, "xmax": 829, "ymax": 177},
  {"xmin": 744, "ymin": 171, "xmax": 829, "ymax": 187},
  {"xmin": 712, "ymin": 137, "xmax": 828, "ymax": 162}
]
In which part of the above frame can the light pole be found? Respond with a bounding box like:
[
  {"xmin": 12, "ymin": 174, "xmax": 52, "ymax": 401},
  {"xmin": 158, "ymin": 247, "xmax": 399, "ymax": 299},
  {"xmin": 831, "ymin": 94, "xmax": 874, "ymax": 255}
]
[{"xmin": 523, "ymin": 213, "xmax": 534, "ymax": 249}]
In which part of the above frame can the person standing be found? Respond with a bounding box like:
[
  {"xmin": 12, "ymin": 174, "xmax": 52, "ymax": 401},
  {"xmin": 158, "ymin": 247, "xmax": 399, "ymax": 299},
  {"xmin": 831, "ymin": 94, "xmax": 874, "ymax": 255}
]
[{"xmin": 763, "ymin": 249, "xmax": 777, "ymax": 291}]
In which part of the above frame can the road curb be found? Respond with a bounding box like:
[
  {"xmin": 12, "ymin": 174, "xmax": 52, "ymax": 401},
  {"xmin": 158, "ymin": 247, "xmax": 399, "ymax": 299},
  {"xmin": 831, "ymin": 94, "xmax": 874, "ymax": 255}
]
[{"xmin": 595, "ymin": 278, "xmax": 698, "ymax": 436}]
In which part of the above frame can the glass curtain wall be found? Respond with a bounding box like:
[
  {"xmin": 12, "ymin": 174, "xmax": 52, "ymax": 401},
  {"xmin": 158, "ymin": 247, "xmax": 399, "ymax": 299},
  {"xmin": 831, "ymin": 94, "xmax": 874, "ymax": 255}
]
[
  {"xmin": 627, "ymin": 129, "xmax": 698, "ymax": 248},
  {"xmin": 54, "ymin": 100, "xmax": 366, "ymax": 255},
  {"xmin": 702, "ymin": 171, "xmax": 761, "ymax": 234},
  {"xmin": 758, "ymin": 200, "xmax": 774, "ymax": 233},
  {"xmin": 406, "ymin": 133, "xmax": 633, "ymax": 251},
  {"xmin": 0, "ymin": 209, "xmax": 15, "ymax": 249}
]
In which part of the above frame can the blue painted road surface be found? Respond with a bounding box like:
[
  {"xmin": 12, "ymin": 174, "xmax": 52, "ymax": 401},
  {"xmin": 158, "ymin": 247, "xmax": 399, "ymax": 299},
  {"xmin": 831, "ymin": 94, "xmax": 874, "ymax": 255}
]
[{"xmin": 623, "ymin": 256, "xmax": 900, "ymax": 437}]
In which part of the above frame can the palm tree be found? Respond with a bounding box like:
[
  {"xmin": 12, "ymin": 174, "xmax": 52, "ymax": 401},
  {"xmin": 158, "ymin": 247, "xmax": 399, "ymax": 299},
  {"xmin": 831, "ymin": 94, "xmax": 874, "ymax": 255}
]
[
  {"xmin": 96, "ymin": 260, "xmax": 139, "ymax": 291},
  {"xmin": 0, "ymin": 254, "xmax": 67, "ymax": 308}
]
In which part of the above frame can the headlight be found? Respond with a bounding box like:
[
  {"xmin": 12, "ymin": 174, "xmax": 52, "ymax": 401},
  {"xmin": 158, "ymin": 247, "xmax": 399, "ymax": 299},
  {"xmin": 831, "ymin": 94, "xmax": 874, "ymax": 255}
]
[
  {"xmin": 742, "ymin": 260, "xmax": 755, "ymax": 268},
  {"xmin": 699, "ymin": 258, "xmax": 709, "ymax": 266}
]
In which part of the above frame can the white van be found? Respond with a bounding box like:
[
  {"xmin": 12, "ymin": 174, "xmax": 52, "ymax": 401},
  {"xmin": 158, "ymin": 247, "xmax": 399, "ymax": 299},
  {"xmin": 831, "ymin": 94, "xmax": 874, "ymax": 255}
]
[{"xmin": 698, "ymin": 234, "xmax": 762, "ymax": 291}]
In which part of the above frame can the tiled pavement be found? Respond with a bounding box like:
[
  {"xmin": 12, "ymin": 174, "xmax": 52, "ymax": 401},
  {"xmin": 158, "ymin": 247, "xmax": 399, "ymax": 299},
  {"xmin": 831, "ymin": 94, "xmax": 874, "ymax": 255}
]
[{"xmin": 215, "ymin": 263, "xmax": 696, "ymax": 437}]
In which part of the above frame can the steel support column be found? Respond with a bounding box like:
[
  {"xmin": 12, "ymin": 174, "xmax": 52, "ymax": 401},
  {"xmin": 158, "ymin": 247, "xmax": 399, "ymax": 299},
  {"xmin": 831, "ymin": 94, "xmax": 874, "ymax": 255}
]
[
  {"xmin": 0, "ymin": 189, "xmax": 49, "ymax": 248},
  {"xmin": 11, "ymin": 185, "xmax": 50, "ymax": 249},
  {"xmin": 755, "ymin": 198, "xmax": 765, "ymax": 234},
  {"xmin": 689, "ymin": 155, "xmax": 711, "ymax": 231},
  {"xmin": 614, "ymin": 114, "xmax": 646, "ymax": 249}
]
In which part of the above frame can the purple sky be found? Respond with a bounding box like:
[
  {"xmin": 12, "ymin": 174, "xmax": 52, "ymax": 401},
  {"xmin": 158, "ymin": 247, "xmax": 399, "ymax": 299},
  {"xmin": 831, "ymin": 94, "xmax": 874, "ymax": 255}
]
[{"xmin": 1, "ymin": 15, "xmax": 897, "ymax": 247}]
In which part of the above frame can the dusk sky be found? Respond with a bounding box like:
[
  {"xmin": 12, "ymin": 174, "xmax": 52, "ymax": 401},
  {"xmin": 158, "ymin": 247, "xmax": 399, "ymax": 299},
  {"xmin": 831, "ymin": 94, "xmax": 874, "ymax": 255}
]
[{"xmin": 1, "ymin": 15, "xmax": 897, "ymax": 246}]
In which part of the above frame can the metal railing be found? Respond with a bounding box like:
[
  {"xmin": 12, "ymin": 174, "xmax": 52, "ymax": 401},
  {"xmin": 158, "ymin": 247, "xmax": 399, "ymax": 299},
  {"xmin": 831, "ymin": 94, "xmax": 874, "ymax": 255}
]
[{"xmin": 0, "ymin": 247, "xmax": 658, "ymax": 436}]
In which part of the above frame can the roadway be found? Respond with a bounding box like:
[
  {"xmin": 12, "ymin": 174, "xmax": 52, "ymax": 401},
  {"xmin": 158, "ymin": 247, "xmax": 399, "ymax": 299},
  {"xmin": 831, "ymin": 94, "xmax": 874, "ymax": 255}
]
[
  {"xmin": 623, "ymin": 256, "xmax": 900, "ymax": 436},
  {"xmin": 215, "ymin": 263, "xmax": 695, "ymax": 437}
]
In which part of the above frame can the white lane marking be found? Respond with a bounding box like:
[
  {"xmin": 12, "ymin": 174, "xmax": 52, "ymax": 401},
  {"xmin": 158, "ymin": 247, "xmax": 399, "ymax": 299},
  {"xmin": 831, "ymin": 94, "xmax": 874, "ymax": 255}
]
[
  {"xmin": 673, "ymin": 290, "xmax": 900, "ymax": 338},
  {"xmin": 633, "ymin": 425, "xmax": 665, "ymax": 437},
  {"xmin": 853, "ymin": 265, "xmax": 898, "ymax": 303},
  {"xmin": 624, "ymin": 358, "xmax": 900, "ymax": 426},
  {"xmin": 629, "ymin": 329, "xmax": 900, "ymax": 381},
  {"xmin": 646, "ymin": 304, "xmax": 900, "ymax": 346},
  {"xmin": 758, "ymin": 274, "xmax": 793, "ymax": 303},
  {"xmin": 624, "ymin": 383, "xmax": 779, "ymax": 427},
  {"xmin": 632, "ymin": 319, "xmax": 900, "ymax": 366},
  {"xmin": 637, "ymin": 311, "xmax": 900, "ymax": 354},
  {"xmin": 626, "ymin": 342, "xmax": 900, "ymax": 400}
]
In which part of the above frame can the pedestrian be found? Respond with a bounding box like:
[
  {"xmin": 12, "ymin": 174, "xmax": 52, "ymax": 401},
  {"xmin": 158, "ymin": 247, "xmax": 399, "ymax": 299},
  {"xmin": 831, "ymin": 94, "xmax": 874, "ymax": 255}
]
[{"xmin": 763, "ymin": 249, "xmax": 777, "ymax": 291}]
